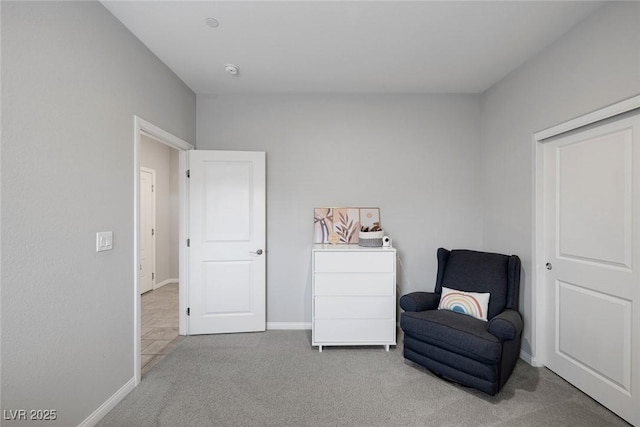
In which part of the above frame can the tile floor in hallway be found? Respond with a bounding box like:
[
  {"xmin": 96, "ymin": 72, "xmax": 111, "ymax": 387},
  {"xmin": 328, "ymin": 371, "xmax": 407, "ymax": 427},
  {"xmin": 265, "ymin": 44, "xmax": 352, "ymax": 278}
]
[{"xmin": 141, "ymin": 283, "xmax": 184, "ymax": 376}]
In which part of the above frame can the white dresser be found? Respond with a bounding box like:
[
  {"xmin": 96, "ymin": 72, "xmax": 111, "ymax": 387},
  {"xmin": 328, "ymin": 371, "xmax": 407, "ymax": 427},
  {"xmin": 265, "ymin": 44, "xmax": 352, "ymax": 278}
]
[{"xmin": 312, "ymin": 244, "xmax": 397, "ymax": 352}]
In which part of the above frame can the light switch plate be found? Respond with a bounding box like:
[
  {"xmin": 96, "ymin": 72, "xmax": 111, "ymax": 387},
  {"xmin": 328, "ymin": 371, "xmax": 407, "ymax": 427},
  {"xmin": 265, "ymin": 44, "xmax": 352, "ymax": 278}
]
[{"xmin": 96, "ymin": 231, "xmax": 113, "ymax": 252}]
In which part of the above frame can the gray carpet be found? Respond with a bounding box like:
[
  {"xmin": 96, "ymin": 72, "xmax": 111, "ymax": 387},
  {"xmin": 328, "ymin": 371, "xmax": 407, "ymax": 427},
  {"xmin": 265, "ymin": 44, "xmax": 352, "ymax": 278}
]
[{"xmin": 98, "ymin": 330, "xmax": 628, "ymax": 427}]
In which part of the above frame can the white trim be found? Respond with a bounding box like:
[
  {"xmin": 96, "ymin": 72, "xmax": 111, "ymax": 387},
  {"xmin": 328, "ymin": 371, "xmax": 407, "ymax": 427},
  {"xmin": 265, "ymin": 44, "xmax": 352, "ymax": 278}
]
[
  {"xmin": 267, "ymin": 322, "xmax": 312, "ymax": 330},
  {"xmin": 134, "ymin": 116, "xmax": 193, "ymax": 386},
  {"xmin": 154, "ymin": 278, "xmax": 179, "ymax": 290},
  {"xmin": 519, "ymin": 350, "xmax": 542, "ymax": 368},
  {"xmin": 177, "ymin": 151, "xmax": 189, "ymax": 338},
  {"xmin": 137, "ymin": 120, "xmax": 194, "ymax": 151},
  {"xmin": 532, "ymin": 94, "xmax": 640, "ymax": 369},
  {"xmin": 534, "ymin": 94, "xmax": 640, "ymax": 141},
  {"xmin": 78, "ymin": 377, "xmax": 135, "ymax": 427}
]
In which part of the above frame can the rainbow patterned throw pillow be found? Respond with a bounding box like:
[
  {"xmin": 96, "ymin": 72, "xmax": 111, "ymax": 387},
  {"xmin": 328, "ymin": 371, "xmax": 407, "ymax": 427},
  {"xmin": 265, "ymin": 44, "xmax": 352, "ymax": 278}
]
[{"xmin": 438, "ymin": 287, "xmax": 490, "ymax": 321}]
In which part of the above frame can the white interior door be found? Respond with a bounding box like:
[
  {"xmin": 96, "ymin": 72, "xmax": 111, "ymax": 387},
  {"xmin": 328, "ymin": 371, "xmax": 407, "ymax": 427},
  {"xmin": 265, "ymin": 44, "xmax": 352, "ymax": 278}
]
[
  {"xmin": 188, "ymin": 150, "xmax": 266, "ymax": 334},
  {"xmin": 140, "ymin": 167, "xmax": 156, "ymax": 294},
  {"xmin": 543, "ymin": 113, "xmax": 639, "ymax": 425}
]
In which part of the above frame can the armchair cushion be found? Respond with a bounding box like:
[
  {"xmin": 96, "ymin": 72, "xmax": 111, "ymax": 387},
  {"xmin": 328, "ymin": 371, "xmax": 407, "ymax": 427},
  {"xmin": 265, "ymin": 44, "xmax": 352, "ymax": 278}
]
[
  {"xmin": 399, "ymin": 291, "xmax": 440, "ymax": 312},
  {"xmin": 487, "ymin": 309, "xmax": 523, "ymax": 341},
  {"xmin": 401, "ymin": 310, "xmax": 502, "ymax": 364}
]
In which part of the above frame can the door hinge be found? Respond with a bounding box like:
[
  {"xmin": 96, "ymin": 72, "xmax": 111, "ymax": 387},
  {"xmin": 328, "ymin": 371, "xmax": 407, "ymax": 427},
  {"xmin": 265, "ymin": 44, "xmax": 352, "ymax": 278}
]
[
  {"xmin": 152, "ymin": 272, "xmax": 155, "ymax": 280},
  {"xmin": 151, "ymin": 228, "xmax": 155, "ymax": 236},
  {"xmin": 187, "ymin": 238, "xmax": 190, "ymax": 247},
  {"xmin": 186, "ymin": 169, "xmax": 190, "ymax": 178},
  {"xmin": 151, "ymin": 184, "xmax": 154, "ymax": 192},
  {"xmin": 186, "ymin": 307, "xmax": 190, "ymax": 316}
]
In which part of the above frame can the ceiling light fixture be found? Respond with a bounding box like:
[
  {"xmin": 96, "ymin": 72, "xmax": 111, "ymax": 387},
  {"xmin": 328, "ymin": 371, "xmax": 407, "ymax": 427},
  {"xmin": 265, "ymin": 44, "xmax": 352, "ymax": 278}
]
[
  {"xmin": 224, "ymin": 64, "xmax": 240, "ymax": 76},
  {"xmin": 205, "ymin": 17, "xmax": 219, "ymax": 28}
]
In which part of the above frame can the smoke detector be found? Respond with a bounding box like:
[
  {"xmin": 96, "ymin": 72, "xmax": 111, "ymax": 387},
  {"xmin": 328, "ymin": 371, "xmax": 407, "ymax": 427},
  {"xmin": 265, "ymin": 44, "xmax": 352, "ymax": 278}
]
[
  {"xmin": 224, "ymin": 64, "xmax": 240, "ymax": 76},
  {"xmin": 205, "ymin": 17, "xmax": 219, "ymax": 28}
]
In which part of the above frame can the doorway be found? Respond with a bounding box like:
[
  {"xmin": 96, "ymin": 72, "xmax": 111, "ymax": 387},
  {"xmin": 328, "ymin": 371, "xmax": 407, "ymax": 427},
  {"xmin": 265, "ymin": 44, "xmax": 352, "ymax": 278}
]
[
  {"xmin": 139, "ymin": 137, "xmax": 180, "ymax": 375},
  {"xmin": 134, "ymin": 116, "xmax": 193, "ymax": 385},
  {"xmin": 140, "ymin": 137, "xmax": 180, "ymax": 293}
]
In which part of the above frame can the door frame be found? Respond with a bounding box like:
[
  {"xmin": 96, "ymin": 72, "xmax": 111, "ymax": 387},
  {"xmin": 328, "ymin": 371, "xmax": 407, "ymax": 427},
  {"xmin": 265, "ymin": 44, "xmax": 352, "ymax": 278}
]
[
  {"xmin": 134, "ymin": 116, "xmax": 193, "ymax": 385},
  {"xmin": 532, "ymin": 94, "xmax": 640, "ymax": 368},
  {"xmin": 140, "ymin": 166, "xmax": 157, "ymax": 293}
]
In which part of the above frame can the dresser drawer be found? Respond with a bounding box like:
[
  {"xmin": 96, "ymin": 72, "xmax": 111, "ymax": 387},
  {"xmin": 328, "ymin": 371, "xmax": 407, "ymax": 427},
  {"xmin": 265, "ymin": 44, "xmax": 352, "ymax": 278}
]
[
  {"xmin": 314, "ymin": 319, "xmax": 394, "ymax": 343},
  {"xmin": 315, "ymin": 296, "xmax": 394, "ymax": 319},
  {"xmin": 314, "ymin": 251, "xmax": 394, "ymax": 273},
  {"xmin": 314, "ymin": 273, "xmax": 394, "ymax": 296}
]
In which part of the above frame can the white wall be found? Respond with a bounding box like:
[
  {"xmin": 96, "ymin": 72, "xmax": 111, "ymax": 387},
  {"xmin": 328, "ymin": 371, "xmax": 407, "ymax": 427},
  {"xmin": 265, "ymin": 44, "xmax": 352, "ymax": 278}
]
[
  {"xmin": 1, "ymin": 2, "xmax": 195, "ymax": 426},
  {"xmin": 140, "ymin": 135, "xmax": 179, "ymax": 285},
  {"xmin": 197, "ymin": 94, "xmax": 482, "ymax": 325},
  {"xmin": 480, "ymin": 1, "xmax": 640, "ymax": 358}
]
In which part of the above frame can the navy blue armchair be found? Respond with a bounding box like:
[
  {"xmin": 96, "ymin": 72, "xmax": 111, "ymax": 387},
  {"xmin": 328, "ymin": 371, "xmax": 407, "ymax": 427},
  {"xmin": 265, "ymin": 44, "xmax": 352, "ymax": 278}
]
[{"xmin": 399, "ymin": 248, "xmax": 522, "ymax": 395}]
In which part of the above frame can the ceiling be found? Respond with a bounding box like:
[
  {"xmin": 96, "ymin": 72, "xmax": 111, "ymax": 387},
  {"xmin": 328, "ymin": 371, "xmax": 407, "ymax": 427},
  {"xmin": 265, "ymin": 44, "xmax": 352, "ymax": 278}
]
[{"xmin": 102, "ymin": 1, "xmax": 603, "ymax": 95}]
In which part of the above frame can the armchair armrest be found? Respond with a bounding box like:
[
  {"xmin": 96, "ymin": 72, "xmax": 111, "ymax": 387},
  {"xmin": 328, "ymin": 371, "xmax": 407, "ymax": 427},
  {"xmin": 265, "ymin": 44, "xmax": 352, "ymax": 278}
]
[
  {"xmin": 399, "ymin": 292, "xmax": 440, "ymax": 312},
  {"xmin": 488, "ymin": 309, "xmax": 523, "ymax": 341}
]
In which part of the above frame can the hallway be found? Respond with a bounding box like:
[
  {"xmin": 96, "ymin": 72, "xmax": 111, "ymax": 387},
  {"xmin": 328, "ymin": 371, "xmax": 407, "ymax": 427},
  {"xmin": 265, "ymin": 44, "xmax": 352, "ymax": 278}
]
[{"xmin": 141, "ymin": 283, "xmax": 183, "ymax": 376}]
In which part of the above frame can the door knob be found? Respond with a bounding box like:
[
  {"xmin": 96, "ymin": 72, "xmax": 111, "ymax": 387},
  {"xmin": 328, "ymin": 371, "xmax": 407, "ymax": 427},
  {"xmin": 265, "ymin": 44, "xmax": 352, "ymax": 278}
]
[
  {"xmin": 250, "ymin": 249, "xmax": 263, "ymax": 255},
  {"xmin": 545, "ymin": 262, "xmax": 552, "ymax": 270}
]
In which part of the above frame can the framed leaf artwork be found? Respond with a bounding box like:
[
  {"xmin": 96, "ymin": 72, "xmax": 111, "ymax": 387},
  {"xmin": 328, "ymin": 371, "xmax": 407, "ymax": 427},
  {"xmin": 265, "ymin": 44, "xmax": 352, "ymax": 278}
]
[
  {"xmin": 314, "ymin": 207, "xmax": 380, "ymax": 243},
  {"xmin": 333, "ymin": 208, "xmax": 360, "ymax": 243}
]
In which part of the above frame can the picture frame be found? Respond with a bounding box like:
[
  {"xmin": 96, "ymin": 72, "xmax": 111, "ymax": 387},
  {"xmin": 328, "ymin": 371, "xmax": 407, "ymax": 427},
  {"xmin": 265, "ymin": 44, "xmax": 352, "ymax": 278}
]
[{"xmin": 313, "ymin": 207, "xmax": 380, "ymax": 244}]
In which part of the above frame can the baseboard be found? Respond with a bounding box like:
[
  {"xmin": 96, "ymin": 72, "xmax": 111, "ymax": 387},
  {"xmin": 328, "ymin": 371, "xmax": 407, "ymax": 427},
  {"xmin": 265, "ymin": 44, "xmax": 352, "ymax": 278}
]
[
  {"xmin": 520, "ymin": 349, "xmax": 542, "ymax": 367},
  {"xmin": 78, "ymin": 376, "xmax": 136, "ymax": 427},
  {"xmin": 267, "ymin": 322, "xmax": 311, "ymax": 330},
  {"xmin": 154, "ymin": 278, "xmax": 178, "ymax": 290}
]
